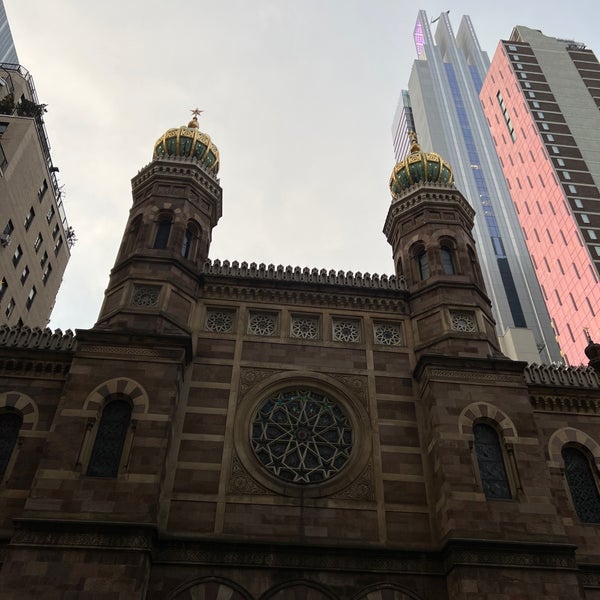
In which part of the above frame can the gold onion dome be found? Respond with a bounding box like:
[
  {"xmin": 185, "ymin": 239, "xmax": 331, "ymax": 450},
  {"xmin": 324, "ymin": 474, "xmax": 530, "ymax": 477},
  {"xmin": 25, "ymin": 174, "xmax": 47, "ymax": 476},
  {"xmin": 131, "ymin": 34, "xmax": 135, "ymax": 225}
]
[
  {"xmin": 153, "ymin": 109, "xmax": 220, "ymax": 174},
  {"xmin": 389, "ymin": 132, "xmax": 453, "ymax": 198}
]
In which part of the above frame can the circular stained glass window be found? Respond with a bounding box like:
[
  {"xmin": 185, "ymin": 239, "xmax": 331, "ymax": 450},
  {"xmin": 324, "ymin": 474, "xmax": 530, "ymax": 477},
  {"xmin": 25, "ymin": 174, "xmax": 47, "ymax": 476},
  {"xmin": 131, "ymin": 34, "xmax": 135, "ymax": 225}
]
[{"xmin": 251, "ymin": 389, "xmax": 353, "ymax": 484}]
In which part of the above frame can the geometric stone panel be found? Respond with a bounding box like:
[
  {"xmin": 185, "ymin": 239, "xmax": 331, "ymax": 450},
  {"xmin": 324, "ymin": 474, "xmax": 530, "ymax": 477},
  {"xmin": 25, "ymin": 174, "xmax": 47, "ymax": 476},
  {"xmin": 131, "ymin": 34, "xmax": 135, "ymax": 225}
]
[
  {"xmin": 332, "ymin": 318, "xmax": 361, "ymax": 343},
  {"xmin": 449, "ymin": 310, "xmax": 477, "ymax": 332},
  {"xmin": 373, "ymin": 322, "xmax": 403, "ymax": 346}
]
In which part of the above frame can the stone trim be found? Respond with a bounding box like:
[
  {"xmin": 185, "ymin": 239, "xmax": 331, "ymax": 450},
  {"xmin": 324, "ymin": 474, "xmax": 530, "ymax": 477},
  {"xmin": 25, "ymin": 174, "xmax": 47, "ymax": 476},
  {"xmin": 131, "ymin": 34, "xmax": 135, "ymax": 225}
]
[
  {"xmin": 0, "ymin": 392, "xmax": 38, "ymax": 430},
  {"xmin": 201, "ymin": 259, "xmax": 407, "ymax": 290},
  {"xmin": 459, "ymin": 402, "xmax": 518, "ymax": 441},
  {"xmin": 83, "ymin": 377, "xmax": 149, "ymax": 415},
  {"xmin": 525, "ymin": 364, "xmax": 600, "ymax": 388},
  {"xmin": 0, "ymin": 325, "xmax": 76, "ymax": 352},
  {"xmin": 531, "ymin": 395, "xmax": 600, "ymax": 414},
  {"xmin": 548, "ymin": 427, "xmax": 600, "ymax": 468}
]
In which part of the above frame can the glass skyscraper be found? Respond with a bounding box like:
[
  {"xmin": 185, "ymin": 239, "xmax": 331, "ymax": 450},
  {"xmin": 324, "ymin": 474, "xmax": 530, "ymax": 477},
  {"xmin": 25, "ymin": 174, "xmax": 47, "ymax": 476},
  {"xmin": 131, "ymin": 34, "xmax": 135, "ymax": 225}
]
[
  {"xmin": 392, "ymin": 11, "xmax": 561, "ymax": 363},
  {"xmin": 0, "ymin": 0, "xmax": 18, "ymax": 65}
]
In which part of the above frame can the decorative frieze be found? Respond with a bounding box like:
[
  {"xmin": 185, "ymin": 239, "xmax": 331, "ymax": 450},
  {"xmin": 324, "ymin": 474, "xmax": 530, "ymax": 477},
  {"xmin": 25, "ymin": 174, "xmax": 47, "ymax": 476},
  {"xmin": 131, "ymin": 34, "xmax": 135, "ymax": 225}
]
[
  {"xmin": 0, "ymin": 325, "xmax": 76, "ymax": 352},
  {"xmin": 525, "ymin": 364, "xmax": 600, "ymax": 388}
]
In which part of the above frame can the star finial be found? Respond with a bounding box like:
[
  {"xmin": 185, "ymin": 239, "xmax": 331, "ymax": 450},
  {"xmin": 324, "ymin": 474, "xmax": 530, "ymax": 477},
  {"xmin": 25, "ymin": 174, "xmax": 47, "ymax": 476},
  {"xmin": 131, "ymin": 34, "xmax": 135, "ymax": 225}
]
[
  {"xmin": 191, "ymin": 108, "xmax": 203, "ymax": 118},
  {"xmin": 188, "ymin": 108, "xmax": 203, "ymax": 128}
]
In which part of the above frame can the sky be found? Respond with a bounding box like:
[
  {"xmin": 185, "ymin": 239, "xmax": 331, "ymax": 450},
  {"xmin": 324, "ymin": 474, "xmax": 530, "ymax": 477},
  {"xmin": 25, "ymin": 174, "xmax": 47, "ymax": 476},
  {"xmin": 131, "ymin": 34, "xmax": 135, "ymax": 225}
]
[{"xmin": 5, "ymin": 0, "xmax": 600, "ymax": 332}]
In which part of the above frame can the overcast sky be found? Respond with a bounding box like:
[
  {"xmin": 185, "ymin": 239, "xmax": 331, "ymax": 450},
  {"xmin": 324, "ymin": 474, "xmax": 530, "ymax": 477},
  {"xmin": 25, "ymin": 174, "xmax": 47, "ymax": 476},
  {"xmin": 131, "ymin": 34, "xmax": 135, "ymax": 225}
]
[{"xmin": 5, "ymin": 0, "xmax": 600, "ymax": 332}]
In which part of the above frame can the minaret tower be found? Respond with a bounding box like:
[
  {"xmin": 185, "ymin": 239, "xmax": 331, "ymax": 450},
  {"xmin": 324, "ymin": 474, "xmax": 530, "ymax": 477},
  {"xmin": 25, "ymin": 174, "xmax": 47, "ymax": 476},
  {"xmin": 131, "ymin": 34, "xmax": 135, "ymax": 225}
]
[
  {"xmin": 96, "ymin": 110, "xmax": 222, "ymax": 334},
  {"xmin": 384, "ymin": 133, "xmax": 500, "ymax": 359}
]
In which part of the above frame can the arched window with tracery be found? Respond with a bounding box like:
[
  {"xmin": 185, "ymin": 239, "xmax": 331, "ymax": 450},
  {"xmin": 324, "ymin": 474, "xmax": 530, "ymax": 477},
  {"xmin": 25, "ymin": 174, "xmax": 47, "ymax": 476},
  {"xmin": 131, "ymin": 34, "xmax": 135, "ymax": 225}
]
[
  {"xmin": 153, "ymin": 214, "xmax": 172, "ymax": 249},
  {"xmin": 562, "ymin": 446, "xmax": 600, "ymax": 523},
  {"xmin": 473, "ymin": 422, "xmax": 511, "ymax": 499},
  {"xmin": 0, "ymin": 411, "xmax": 22, "ymax": 479},
  {"xmin": 87, "ymin": 398, "xmax": 132, "ymax": 478}
]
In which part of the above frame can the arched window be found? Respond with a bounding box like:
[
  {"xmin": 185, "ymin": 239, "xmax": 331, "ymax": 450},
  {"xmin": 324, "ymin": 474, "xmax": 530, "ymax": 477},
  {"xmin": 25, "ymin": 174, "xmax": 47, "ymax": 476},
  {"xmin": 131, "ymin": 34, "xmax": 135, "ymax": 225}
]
[
  {"xmin": 562, "ymin": 446, "xmax": 600, "ymax": 523},
  {"xmin": 87, "ymin": 398, "xmax": 132, "ymax": 478},
  {"xmin": 441, "ymin": 246, "xmax": 455, "ymax": 275},
  {"xmin": 417, "ymin": 248, "xmax": 429, "ymax": 280},
  {"xmin": 124, "ymin": 214, "xmax": 142, "ymax": 256},
  {"xmin": 473, "ymin": 422, "xmax": 511, "ymax": 499},
  {"xmin": 153, "ymin": 215, "xmax": 172, "ymax": 249},
  {"xmin": 0, "ymin": 411, "xmax": 22, "ymax": 478}
]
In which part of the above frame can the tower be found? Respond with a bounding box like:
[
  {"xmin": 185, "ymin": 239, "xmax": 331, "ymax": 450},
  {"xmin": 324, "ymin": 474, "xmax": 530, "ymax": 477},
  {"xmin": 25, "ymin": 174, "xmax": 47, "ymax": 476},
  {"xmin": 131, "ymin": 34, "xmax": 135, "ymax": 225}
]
[
  {"xmin": 392, "ymin": 11, "xmax": 561, "ymax": 364},
  {"xmin": 96, "ymin": 112, "xmax": 222, "ymax": 334},
  {"xmin": 384, "ymin": 133, "xmax": 500, "ymax": 358},
  {"xmin": 0, "ymin": 0, "xmax": 18, "ymax": 64},
  {"xmin": 481, "ymin": 26, "xmax": 600, "ymax": 365}
]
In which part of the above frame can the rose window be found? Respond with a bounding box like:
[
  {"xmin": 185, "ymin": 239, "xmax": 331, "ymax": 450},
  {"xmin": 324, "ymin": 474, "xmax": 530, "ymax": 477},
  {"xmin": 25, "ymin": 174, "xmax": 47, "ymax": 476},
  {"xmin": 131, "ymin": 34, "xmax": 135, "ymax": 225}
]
[
  {"xmin": 248, "ymin": 313, "xmax": 277, "ymax": 336},
  {"xmin": 131, "ymin": 285, "xmax": 160, "ymax": 307},
  {"xmin": 205, "ymin": 310, "xmax": 234, "ymax": 333},
  {"xmin": 374, "ymin": 323, "xmax": 403, "ymax": 346},
  {"xmin": 291, "ymin": 316, "xmax": 319, "ymax": 340},
  {"xmin": 332, "ymin": 319, "xmax": 360, "ymax": 343},
  {"xmin": 251, "ymin": 389, "xmax": 353, "ymax": 484}
]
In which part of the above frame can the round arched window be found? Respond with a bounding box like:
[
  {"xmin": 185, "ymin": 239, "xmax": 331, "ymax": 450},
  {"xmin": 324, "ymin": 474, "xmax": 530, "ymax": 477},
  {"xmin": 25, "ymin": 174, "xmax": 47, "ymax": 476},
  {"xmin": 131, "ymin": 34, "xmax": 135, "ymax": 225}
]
[{"xmin": 251, "ymin": 389, "xmax": 353, "ymax": 484}]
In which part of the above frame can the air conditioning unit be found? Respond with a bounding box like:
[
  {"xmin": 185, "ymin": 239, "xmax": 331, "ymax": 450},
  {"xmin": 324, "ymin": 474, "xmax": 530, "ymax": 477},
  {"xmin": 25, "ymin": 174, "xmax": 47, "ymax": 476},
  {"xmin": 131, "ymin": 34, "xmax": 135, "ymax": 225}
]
[{"xmin": 0, "ymin": 233, "xmax": 11, "ymax": 246}]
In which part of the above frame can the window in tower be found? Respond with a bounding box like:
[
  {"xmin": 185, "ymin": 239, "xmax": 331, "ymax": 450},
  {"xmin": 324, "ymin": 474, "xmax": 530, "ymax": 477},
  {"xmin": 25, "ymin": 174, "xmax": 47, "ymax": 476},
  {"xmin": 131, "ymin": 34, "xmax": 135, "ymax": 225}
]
[
  {"xmin": 563, "ymin": 171, "xmax": 572, "ymax": 181},
  {"xmin": 0, "ymin": 411, "xmax": 22, "ymax": 480},
  {"xmin": 473, "ymin": 423, "xmax": 512, "ymax": 499},
  {"xmin": 181, "ymin": 221, "xmax": 199, "ymax": 259},
  {"xmin": 508, "ymin": 44, "xmax": 518, "ymax": 52},
  {"xmin": 5, "ymin": 298, "xmax": 15, "ymax": 318},
  {"xmin": 568, "ymin": 185, "xmax": 577, "ymax": 194},
  {"xmin": 42, "ymin": 263, "xmax": 52, "ymax": 285},
  {"xmin": 441, "ymin": 245, "xmax": 456, "ymax": 275},
  {"xmin": 541, "ymin": 123, "xmax": 549, "ymax": 131},
  {"xmin": 546, "ymin": 134, "xmax": 555, "ymax": 142},
  {"xmin": 20, "ymin": 265, "xmax": 29, "ymax": 284},
  {"xmin": 25, "ymin": 286, "xmax": 36, "ymax": 310},
  {"xmin": 589, "ymin": 230, "xmax": 598, "ymax": 241},
  {"xmin": 153, "ymin": 216, "xmax": 172, "ymax": 249},
  {"xmin": 23, "ymin": 207, "xmax": 35, "ymax": 231},
  {"xmin": 86, "ymin": 398, "xmax": 132, "ymax": 478},
  {"xmin": 557, "ymin": 158, "xmax": 565, "ymax": 166},
  {"xmin": 418, "ymin": 249, "xmax": 430, "ymax": 280},
  {"xmin": 537, "ymin": 111, "xmax": 544, "ymax": 119},
  {"xmin": 532, "ymin": 101, "xmax": 540, "ymax": 108},
  {"xmin": 552, "ymin": 145, "xmax": 560, "ymax": 154},
  {"xmin": 34, "ymin": 233, "xmax": 43, "ymax": 253},
  {"xmin": 582, "ymin": 214, "xmax": 591, "ymax": 224},
  {"xmin": 12, "ymin": 245, "xmax": 22, "ymax": 267},
  {"xmin": 520, "ymin": 72, "xmax": 527, "ymax": 79}
]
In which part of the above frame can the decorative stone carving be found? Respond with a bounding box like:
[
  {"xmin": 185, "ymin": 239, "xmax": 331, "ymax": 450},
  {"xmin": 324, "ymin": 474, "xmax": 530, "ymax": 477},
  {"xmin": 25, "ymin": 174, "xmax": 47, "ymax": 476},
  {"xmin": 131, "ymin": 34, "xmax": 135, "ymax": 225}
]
[
  {"xmin": 332, "ymin": 319, "xmax": 361, "ymax": 343},
  {"xmin": 227, "ymin": 455, "xmax": 269, "ymax": 495},
  {"xmin": 526, "ymin": 364, "xmax": 600, "ymax": 388},
  {"xmin": 205, "ymin": 309, "xmax": 235, "ymax": 333},
  {"xmin": 132, "ymin": 284, "xmax": 161, "ymax": 307},
  {"xmin": 290, "ymin": 315, "xmax": 319, "ymax": 340},
  {"xmin": 374, "ymin": 322, "xmax": 403, "ymax": 346},
  {"xmin": 239, "ymin": 368, "xmax": 282, "ymax": 399},
  {"xmin": 331, "ymin": 463, "xmax": 375, "ymax": 501},
  {"xmin": 0, "ymin": 325, "xmax": 76, "ymax": 351},
  {"xmin": 449, "ymin": 311, "xmax": 477, "ymax": 332},
  {"xmin": 248, "ymin": 312, "xmax": 277, "ymax": 336}
]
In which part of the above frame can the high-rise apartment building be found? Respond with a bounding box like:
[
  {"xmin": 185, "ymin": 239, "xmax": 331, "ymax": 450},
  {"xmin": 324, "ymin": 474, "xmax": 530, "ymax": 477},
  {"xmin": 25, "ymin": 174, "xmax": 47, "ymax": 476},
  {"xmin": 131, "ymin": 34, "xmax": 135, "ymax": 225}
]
[
  {"xmin": 392, "ymin": 11, "xmax": 561, "ymax": 364},
  {"xmin": 481, "ymin": 27, "xmax": 600, "ymax": 366},
  {"xmin": 0, "ymin": 0, "xmax": 18, "ymax": 64},
  {"xmin": 1, "ymin": 63, "xmax": 72, "ymax": 326}
]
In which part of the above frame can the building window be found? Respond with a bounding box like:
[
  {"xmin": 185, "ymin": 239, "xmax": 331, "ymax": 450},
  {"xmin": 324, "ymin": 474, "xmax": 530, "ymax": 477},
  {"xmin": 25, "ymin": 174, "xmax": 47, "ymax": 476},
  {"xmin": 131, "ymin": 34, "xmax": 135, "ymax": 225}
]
[
  {"xmin": 556, "ymin": 158, "xmax": 565, "ymax": 167},
  {"xmin": 5, "ymin": 298, "xmax": 15, "ymax": 318},
  {"xmin": 373, "ymin": 322, "xmax": 403, "ymax": 346},
  {"xmin": 205, "ymin": 308, "xmax": 235, "ymax": 333},
  {"xmin": 0, "ymin": 411, "xmax": 23, "ymax": 479},
  {"xmin": 546, "ymin": 134, "xmax": 554, "ymax": 142},
  {"xmin": 552, "ymin": 145, "xmax": 560, "ymax": 154},
  {"xmin": 473, "ymin": 423, "xmax": 511, "ymax": 499},
  {"xmin": 290, "ymin": 315, "xmax": 320, "ymax": 340},
  {"xmin": 54, "ymin": 236, "xmax": 63, "ymax": 255},
  {"xmin": 563, "ymin": 171, "xmax": 571, "ymax": 180},
  {"xmin": 581, "ymin": 214, "xmax": 590, "ymax": 224},
  {"xmin": 450, "ymin": 311, "xmax": 477, "ymax": 332},
  {"xmin": 46, "ymin": 205, "xmax": 55, "ymax": 223},
  {"xmin": 38, "ymin": 179, "xmax": 48, "ymax": 200},
  {"xmin": 562, "ymin": 446, "xmax": 600, "ymax": 523},
  {"xmin": 251, "ymin": 389, "xmax": 352, "ymax": 484},
  {"xmin": 52, "ymin": 222, "xmax": 60, "ymax": 239},
  {"xmin": 541, "ymin": 123, "xmax": 549, "ymax": 130},
  {"xmin": 181, "ymin": 222, "xmax": 199, "ymax": 259},
  {"xmin": 26, "ymin": 286, "xmax": 37, "ymax": 310},
  {"xmin": 153, "ymin": 216, "xmax": 172, "ymax": 249},
  {"xmin": 86, "ymin": 399, "xmax": 132, "ymax": 478},
  {"xmin": 532, "ymin": 101, "xmax": 540, "ymax": 108},
  {"xmin": 20, "ymin": 265, "xmax": 29, "ymax": 284},
  {"xmin": 417, "ymin": 249, "xmax": 429, "ymax": 280},
  {"xmin": 34, "ymin": 233, "xmax": 43, "ymax": 252},
  {"xmin": 0, "ymin": 278, "xmax": 6, "ymax": 302},
  {"xmin": 42, "ymin": 263, "xmax": 52, "ymax": 284},
  {"xmin": 248, "ymin": 312, "xmax": 278, "ymax": 336},
  {"xmin": 589, "ymin": 230, "xmax": 598, "ymax": 241},
  {"xmin": 12, "ymin": 245, "xmax": 22, "ymax": 267},
  {"xmin": 441, "ymin": 246, "xmax": 455, "ymax": 275},
  {"xmin": 332, "ymin": 318, "xmax": 361, "ymax": 343},
  {"xmin": 0, "ymin": 122, "xmax": 8, "ymax": 136},
  {"xmin": 23, "ymin": 207, "xmax": 35, "ymax": 231},
  {"xmin": 568, "ymin": 185, "xmax": 577, "ymax": 194},
  {"xmin": 40, "ymin": 251, "xmax": 48, "ymax": 268}
]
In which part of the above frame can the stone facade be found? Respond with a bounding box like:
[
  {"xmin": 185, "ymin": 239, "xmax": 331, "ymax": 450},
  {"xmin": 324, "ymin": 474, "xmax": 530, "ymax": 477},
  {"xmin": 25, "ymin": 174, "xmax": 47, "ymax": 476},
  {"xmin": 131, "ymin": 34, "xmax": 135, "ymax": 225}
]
[{"xmin": 1, "ymin": 131, "xmax": 600, "ymax": 599}]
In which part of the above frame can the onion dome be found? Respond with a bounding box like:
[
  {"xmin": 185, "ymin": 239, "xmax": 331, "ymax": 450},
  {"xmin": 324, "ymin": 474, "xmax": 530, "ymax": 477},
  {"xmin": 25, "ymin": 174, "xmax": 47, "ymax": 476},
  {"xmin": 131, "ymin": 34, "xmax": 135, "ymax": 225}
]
[
  {"xmin": 153, "ymin": 110, "xmax": 219, "ymax": 173},
  {"xmin": 389, "ymin": 131, "xmax": 453, "ymax": 198}
]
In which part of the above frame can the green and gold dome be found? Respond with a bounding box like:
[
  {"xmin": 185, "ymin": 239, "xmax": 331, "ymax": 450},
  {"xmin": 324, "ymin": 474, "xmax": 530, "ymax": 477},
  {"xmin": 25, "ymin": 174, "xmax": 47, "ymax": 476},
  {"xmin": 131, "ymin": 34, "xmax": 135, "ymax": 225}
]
[
  {"xmin": 389, "ymin": 132, "xmax": 453, "ymax": 198},
  {"xmin": 153, "ymin": 110, "xmax": 220, "ymax": 174}
]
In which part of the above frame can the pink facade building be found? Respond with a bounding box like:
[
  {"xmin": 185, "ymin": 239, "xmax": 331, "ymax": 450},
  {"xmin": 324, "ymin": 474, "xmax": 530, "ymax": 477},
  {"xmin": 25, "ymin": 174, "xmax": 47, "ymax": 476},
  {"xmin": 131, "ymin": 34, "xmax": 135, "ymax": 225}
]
[{"xmin": 481, "ymin": 26, "xmax": 600, "ymax": 365}]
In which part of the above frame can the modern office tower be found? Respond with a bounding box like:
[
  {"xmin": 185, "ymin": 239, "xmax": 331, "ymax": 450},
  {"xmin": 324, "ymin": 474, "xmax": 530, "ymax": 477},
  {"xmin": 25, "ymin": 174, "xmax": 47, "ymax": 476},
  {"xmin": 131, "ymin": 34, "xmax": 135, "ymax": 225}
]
[
  {"xmin": 0, "ymin": 0, "xmax": 18, "ymax": 64},
  {"xmin": 393, "ymin": 11, "xmax": 561, "ymax": 364},
  {"xmin": 0, "ymin": 64, "xmax": 72, "ymax": 327},
  {"xmin": 481, "ymin": 27, "xmax": 600, "ymax": 366}
]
